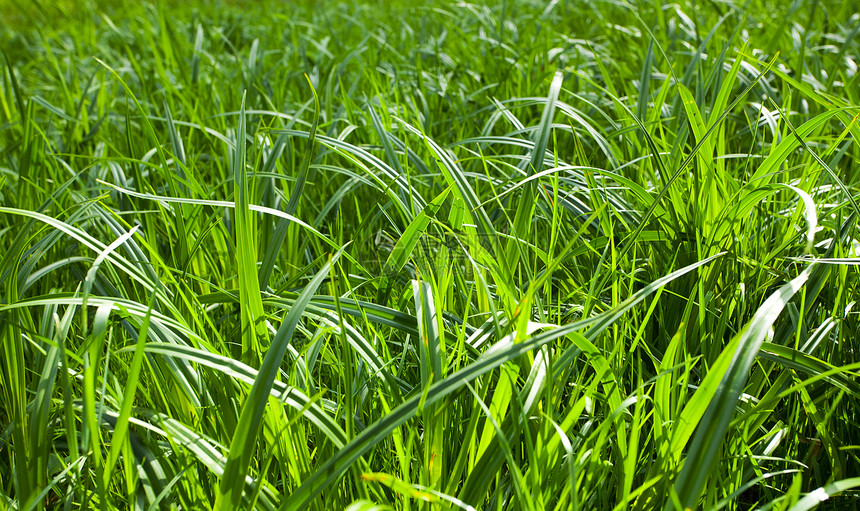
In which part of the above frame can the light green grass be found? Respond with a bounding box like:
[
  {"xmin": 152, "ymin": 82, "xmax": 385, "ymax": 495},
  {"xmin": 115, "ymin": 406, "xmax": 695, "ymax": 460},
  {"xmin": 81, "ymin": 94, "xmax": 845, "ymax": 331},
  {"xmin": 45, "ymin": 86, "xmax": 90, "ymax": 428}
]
[{"xmin": 1, "ymin": 0, "xmax": 859, "ymax": 509}]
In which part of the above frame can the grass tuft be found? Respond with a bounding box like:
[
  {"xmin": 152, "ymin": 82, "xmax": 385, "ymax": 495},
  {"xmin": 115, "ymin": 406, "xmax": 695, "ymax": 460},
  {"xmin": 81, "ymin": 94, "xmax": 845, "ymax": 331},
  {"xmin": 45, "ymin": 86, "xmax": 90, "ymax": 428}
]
[{"xmin": 1, "ymin": 0, "xmax": 859, "ymax": 509}]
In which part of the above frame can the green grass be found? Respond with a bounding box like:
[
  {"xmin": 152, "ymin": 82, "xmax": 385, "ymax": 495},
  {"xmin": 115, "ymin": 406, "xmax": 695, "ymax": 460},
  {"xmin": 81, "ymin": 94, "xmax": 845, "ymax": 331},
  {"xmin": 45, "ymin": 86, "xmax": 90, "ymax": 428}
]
[{"xmin": 1, "ymin": 0, "xmax": 859, "ymax": 509}]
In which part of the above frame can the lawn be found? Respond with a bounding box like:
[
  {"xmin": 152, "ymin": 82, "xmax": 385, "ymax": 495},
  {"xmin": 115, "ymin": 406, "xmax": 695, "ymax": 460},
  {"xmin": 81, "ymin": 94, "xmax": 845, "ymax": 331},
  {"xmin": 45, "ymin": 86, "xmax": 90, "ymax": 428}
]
[{"xmin": 1, "ymin": 0, "xmax": 859, "ymax": 509}]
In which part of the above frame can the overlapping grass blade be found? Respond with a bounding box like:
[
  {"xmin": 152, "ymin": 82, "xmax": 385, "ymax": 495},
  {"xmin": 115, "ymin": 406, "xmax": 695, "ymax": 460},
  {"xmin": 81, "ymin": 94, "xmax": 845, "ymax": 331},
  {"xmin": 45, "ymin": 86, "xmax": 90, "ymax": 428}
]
[
  {"xmin": 670, "ymin": 265, "xmax": 815, "ymax": 509},
  {"xmin": 259, "ymin": 76, "xmax": 320, "ymax": 290},
  {"xmin": 281, "ymin": 254, "xmax": 722, "ymax": 509},
  {"xmin": 215, "ymin": 247, "xmax": 345, "ymax": 510}
]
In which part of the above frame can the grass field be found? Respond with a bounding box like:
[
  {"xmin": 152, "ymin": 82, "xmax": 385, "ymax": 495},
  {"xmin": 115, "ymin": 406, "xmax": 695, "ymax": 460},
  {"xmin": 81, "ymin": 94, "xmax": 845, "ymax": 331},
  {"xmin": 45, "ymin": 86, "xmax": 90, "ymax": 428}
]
[{"xmin": 1, "ymin": 0, "xmax": 859, "ymax": 509}]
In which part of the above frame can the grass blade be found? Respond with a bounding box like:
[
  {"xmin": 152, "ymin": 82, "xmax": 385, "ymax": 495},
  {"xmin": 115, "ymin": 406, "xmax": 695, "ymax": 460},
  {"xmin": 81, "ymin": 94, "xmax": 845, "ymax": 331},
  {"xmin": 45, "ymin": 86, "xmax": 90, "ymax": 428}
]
[
  {"xmin": 215, "ymin": 246, "xmax": 345, "ymax": 510},
  {"xmin": 670, "ymin": 265, "xmax": 815, "ymax": 509}
]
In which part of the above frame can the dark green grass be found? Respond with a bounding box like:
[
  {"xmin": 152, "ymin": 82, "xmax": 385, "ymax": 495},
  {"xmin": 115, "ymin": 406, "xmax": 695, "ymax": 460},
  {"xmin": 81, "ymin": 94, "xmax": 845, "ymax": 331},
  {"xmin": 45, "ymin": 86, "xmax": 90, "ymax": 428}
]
[{"xmin": 1, "ymin": 0, "xmax": 859, "ymax": 509}]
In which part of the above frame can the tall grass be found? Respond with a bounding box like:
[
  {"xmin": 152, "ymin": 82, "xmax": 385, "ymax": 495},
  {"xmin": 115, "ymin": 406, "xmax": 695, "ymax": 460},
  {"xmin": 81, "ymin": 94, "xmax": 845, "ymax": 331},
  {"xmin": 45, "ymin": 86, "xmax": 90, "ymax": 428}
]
[{"xmin": 1, "ymin": 0, "xmax": 859, "ymax": 509}]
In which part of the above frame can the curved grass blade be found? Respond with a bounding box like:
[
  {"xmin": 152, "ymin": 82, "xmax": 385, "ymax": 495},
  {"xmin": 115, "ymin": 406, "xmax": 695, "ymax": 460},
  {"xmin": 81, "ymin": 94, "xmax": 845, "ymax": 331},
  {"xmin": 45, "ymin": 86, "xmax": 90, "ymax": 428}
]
[
  {"xmin": 0, "ymin": 206, "xmax": 161, "ymax": 298},
  {"xmin": 271, "ymin": 129, "xmax": 425, "ymax": 219},
  {"xmin": 377, "ymin": 187, "xmax": 450, "ymax": 302},
  {"xmin": 97, "ymin": 181, "xmax": 344, "ymax": 253},
  {"xmin": 125, "ymin": 342, "xmax": 347, "ymax": 447},
  {"xmin": 94, "ymin": 58, "xmax": 189, "ymax": 267},
  {"xmin": 506, "ymin": 71, "xmax": 563, "ymax": 273},
  {"xmin": 214, "ymin": 246, "xmax": 345, "ymax": 510},
  {"xmin": 280, "ymin": 253, "xmax": 723, "ymax": 510},
  {"xmin": 259, "ymin": 76, "xmax": 320, "ymax": 290},
  {"xmin": 146, "ymin": 412, "xmax": 279, "ymax": 511},
  {"xmin": 788, "ymin": 477, "xmax": 860, "ymax": 511},
  {"xmin": 758, "ymin": 342, "xmax": 860, "ymax": 394},
  {"xmin": 670, "ymin": 265, "xmax": 815, "ymax": 509},
  {"xmin": 345, "ymin": 500, "xmax": 393, "ymax": 511},
  {"xmin": 103, "ymin": 287, "xmax": 156, "ymax": 490},
  {"xmin": 766, "ymin": 97, "xmax": 860, "ymax": 220}
]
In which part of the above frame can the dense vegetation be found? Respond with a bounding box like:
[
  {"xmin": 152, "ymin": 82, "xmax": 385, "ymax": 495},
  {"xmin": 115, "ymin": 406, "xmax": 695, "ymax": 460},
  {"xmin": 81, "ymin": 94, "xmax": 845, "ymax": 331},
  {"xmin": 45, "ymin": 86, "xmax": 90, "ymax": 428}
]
[{"xmin": 1, "ymin": 0, "xmax": 859, "ymax": 509}]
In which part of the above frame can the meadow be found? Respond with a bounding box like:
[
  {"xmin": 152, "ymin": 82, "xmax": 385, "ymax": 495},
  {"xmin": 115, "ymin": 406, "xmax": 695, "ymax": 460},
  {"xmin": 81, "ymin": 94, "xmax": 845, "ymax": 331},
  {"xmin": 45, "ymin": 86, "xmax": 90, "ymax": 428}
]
[{"xmin": 1, "ymin": 0, "xmax": 859, "ymax": 509}]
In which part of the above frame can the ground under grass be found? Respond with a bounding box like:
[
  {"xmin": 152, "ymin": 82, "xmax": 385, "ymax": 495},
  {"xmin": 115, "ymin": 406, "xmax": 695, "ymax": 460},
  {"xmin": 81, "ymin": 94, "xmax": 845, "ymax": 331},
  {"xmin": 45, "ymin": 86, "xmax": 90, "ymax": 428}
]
[{"xmin": 1, "ymin": 0, "xmax": 859, "ymax": 509}]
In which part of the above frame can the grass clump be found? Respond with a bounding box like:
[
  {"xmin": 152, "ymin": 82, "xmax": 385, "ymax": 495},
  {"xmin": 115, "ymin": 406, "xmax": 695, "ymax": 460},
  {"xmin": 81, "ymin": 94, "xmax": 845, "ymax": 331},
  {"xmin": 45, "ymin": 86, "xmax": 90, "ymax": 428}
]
[{"xmin": 1, "ymin": 0, "xmax": 859, "ymax": 509}]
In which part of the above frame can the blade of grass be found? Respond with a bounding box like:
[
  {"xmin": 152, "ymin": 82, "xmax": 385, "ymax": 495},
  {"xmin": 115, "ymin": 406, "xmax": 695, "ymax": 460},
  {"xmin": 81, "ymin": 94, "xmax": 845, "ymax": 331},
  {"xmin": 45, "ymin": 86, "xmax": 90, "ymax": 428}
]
[
  {"xmin": 670, "ymin": 265, "xmax": 815, "ymax": 509},
  {"xmin": 280, "ymin": 253, "xmax": 722, "ymax": 509},
  {"xmin": 214, "ymin": 246, "xmax": 345, "ymax": 510},
  {"xmin": 259, "ymin": 75, "xmax": 320, "ymax": 290}
]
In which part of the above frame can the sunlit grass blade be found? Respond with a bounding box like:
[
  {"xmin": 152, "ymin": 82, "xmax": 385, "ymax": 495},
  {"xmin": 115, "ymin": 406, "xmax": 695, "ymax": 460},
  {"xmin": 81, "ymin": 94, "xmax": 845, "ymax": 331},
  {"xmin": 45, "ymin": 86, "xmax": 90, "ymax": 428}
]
[
  {"xmin": 670, "ymin": 265, "xmax": 815, "ymax": 509},
  {"xmin": 102, "ymin": 285, "xmax": 156, "ymax": 490},
  {"xmin": 231, "ymin": 92, "xmax": 268, "ymax": 364},
  {"xmin": 281, "ymin": 254, "xmax": 722, "ymax": 509},
  {"xmin": 126, "ymin": 341, "xmax": 347, "ymax": 447},
  {"xmin": 259, "ymin": 76, "xmax": 320, "ymax": 290},
  {"xmin": 412, "ymin": 279, "xmax": 445, "ymax": 489},
  {"xmin": 215, "ymin": 246, "xmax": 345, "ymax": 510},
  {"xmin": 505, "ymin": 70, "xmax": 563, "ymax": 275},
  {"xmin": 377, "ymin": 187, "xmax": 450, "ymax": 302},
  {"xmin": 788, "ymin": 477, "xmax": 860, "ymax": 511}
]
